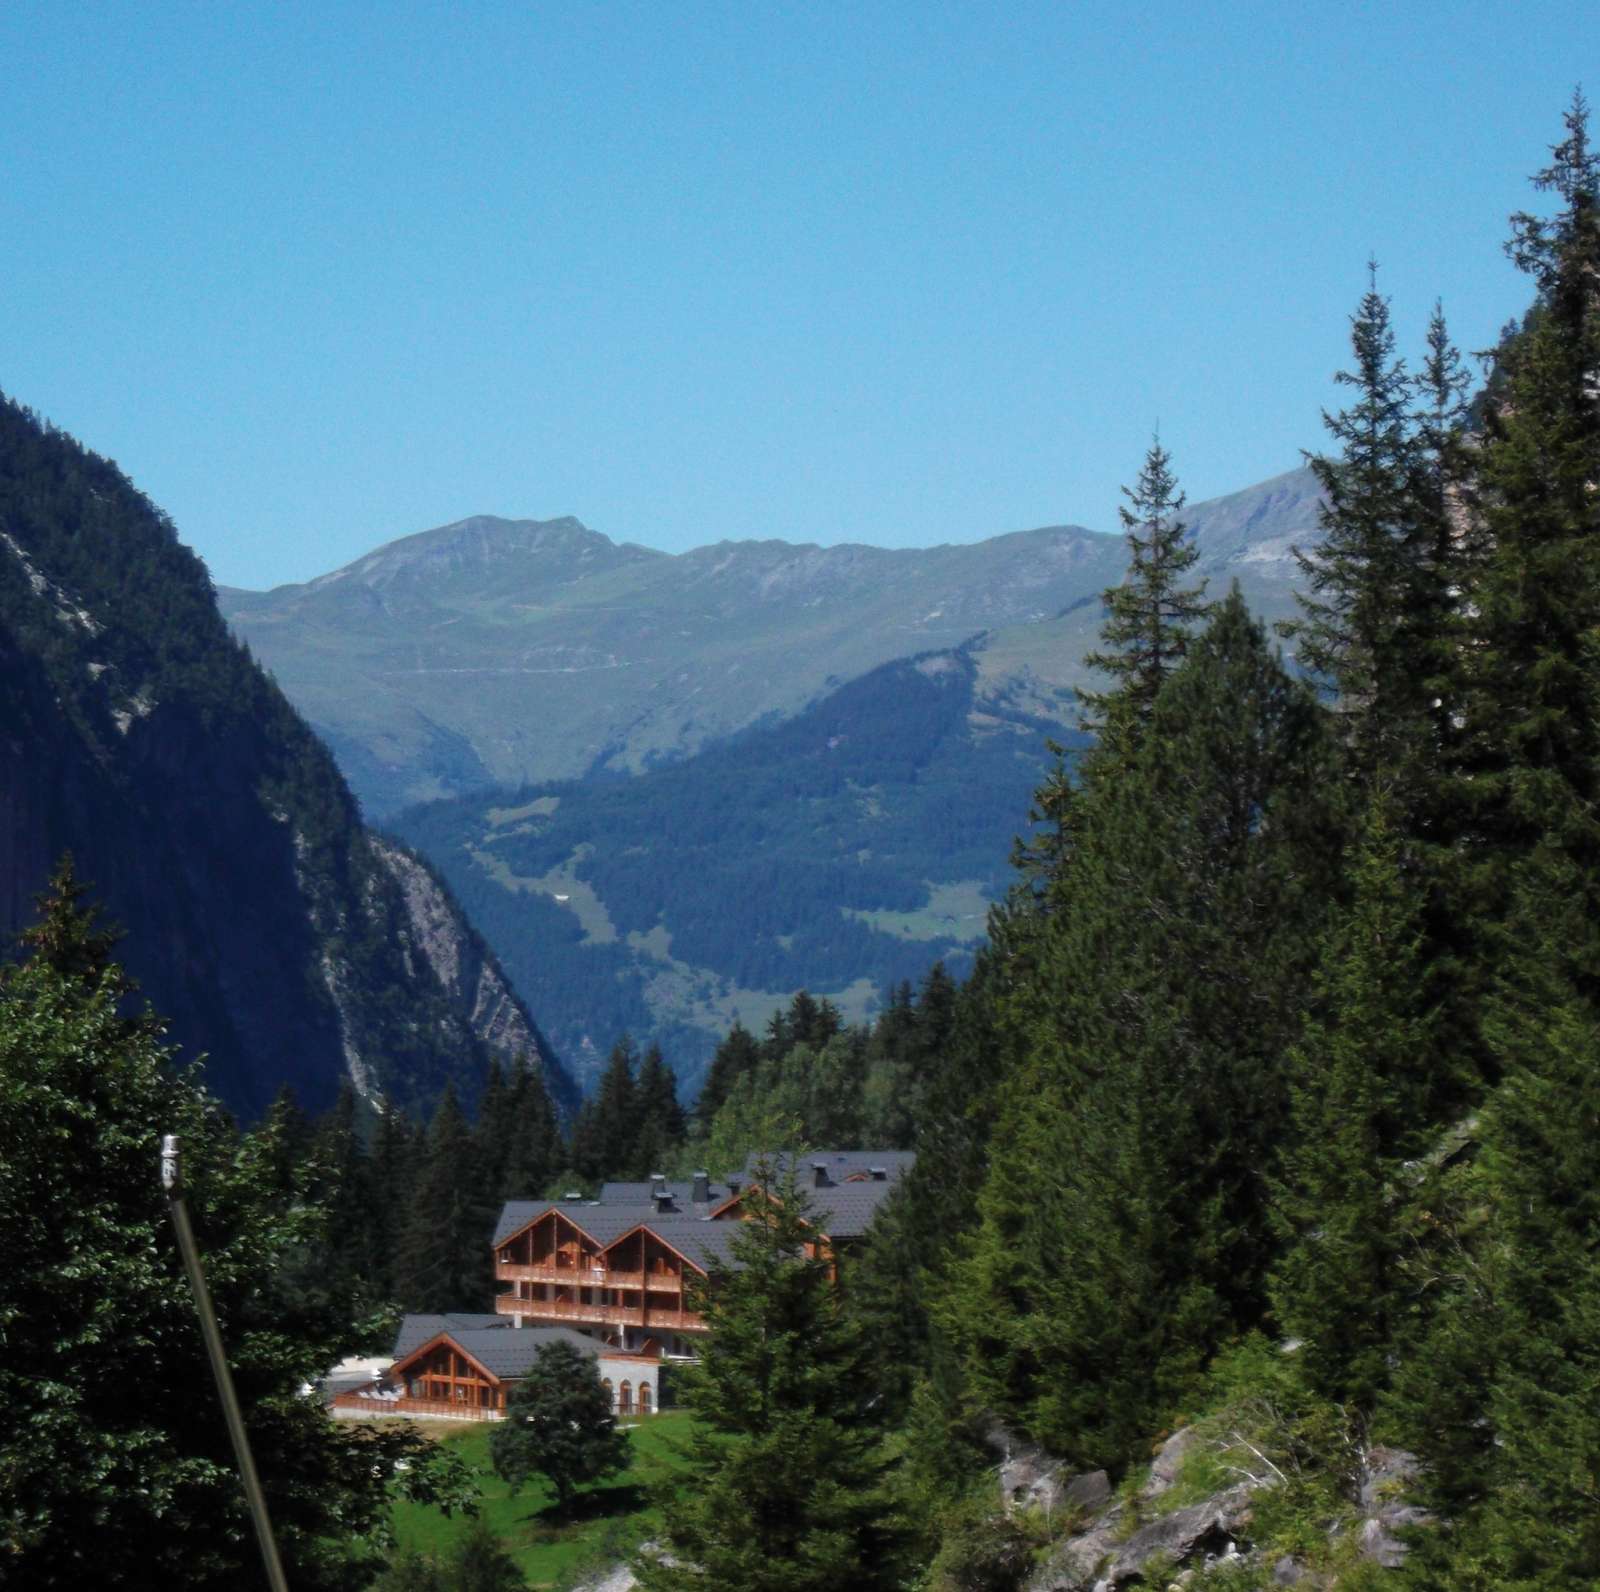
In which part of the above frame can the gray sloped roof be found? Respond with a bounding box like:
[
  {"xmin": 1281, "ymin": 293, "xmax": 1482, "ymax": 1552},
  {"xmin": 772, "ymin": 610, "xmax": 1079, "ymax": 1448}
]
[
  {"xmin": 392, "ymin": 1312, "xmax": 508, "ymax": 1360},
  {"xmin": 741, "ymin": 1149, "xmax": 916, "ymax": 1186},
  {"xmin": 389, "ymin": 1316, "xmax": 604, "ymax": 1378},
  {"xmin": 599, "ymin": 1178, "xmax": 733, "ymax": 1208}
]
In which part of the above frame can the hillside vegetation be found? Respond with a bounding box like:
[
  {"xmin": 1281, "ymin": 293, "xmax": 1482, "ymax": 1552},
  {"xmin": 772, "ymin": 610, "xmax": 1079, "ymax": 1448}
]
[{"xmin": 393, "ymin": 648, "xmax": 1082, "ymax": 1092}]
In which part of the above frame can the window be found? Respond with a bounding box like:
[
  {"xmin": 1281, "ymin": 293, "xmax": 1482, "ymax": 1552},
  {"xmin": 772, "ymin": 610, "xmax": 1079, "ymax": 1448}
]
[
  {"xmin": 638, "ymin": 1382, "xmax": 652, "ymax": 1415},
  {"xmin": 602, "ymin": 1378, "xmax": 614, "ymax": 1409},
  {"xmin": 619, "ymin": 1380, "xmax": 633, "ymax": 1414}
]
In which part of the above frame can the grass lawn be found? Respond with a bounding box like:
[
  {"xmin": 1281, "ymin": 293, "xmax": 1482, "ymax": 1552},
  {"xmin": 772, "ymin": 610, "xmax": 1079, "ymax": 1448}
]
[{"xmin": 391, "ymin": 1412, "xmax": 696, "ymax": 1590}]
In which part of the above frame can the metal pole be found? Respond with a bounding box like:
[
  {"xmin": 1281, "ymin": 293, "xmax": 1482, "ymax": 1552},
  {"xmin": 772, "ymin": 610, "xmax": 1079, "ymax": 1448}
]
[{"xmin": 161, "ymin": 1134, "xmax": 291, "ymax": 1592}]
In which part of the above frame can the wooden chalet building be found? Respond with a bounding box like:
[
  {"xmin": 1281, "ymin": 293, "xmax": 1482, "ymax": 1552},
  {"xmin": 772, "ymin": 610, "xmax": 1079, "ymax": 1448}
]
[
  {"xmin": 492, "ymin": 1150, "xmax": 914, "ymax": 1359},
  {"xmin": 331, "ymin": 1313, "xmax": 662, "ymax": 1423},
  {"xmin": 329, "ymin": 1152, "xmax": 911, "ymax": 1423}
]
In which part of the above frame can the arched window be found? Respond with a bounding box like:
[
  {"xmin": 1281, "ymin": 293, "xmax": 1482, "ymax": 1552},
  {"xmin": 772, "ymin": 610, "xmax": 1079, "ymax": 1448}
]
[
  {"xmin": 638, "ymin": 1382, "xmax": 652, "ymax": 1415},
  {"xmin": 601, "ymin": 1378, "xmax": 614, "ymax": 1409},
  {"xmin": 619, "ymin": 1380, "xmax": 633, "ymax": 1414}
]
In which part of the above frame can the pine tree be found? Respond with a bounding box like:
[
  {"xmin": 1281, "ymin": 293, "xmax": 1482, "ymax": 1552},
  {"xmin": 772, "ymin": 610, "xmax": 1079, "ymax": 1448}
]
[
  {"xmin": 1288, "ymin": 265, "xmax": 1417, "ymax": 765},
  {"xmin": 1080, "ymin": 436, "xmax": 1209, "ymax": 749},
  {"xmin": 630, "ymin": 1043, "xmax": 686, "ymax": 1177},
  {"xmin": 949, "ymin": 591, "xmax": 1339, "ymax": 1464},
  {"xmin": 695, "ymin": 1020, "xmax": 761, "ymax": 1128},
  {"xmin": 497, "ymin": 1054, "xmax": 560, "ymax": 1199},
  {"xmin": 1270, "ymin": 796, "xmax": 1438, "ymax": 1411},
  {"xmin": 570, "ymin": 1037, "xmax": 640, "ymax": 1182},
  {"xmin": 633, "ymin": 1170, "xmax": 900, "ymax": 1591},
  {"xmin": 1463, "ymin": 92, "xmax": 1600, "ymax": 886},
  {"xmin": 397, "ymin": 1083, "xmax": 490, "ymax": 1311}
]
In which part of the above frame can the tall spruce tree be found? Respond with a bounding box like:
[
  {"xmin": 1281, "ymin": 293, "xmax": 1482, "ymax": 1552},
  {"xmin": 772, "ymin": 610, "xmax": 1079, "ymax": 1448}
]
[
  {"xmin": 1462, "ymin": 91, "xmax": 1600, "ymax": 887},
  {"xmin": 950, "ymin": 591, "xmax": 1338, "ymax": 1465},
  {"xmin": 694, "ymin": 1020, "xmax": 761, "ymax": 1128},
  {"xmin": 397, "ymin": 1083, "xmax": 490, "ymax": 1311},
  {"xmin": 633, "ymin": 1170, "xmax": 900, "ymax": 1591},
  {"xmin": 1270, "ymin": 796, "xmax": 1438, "ymax": 1411},
  {"xmin": 1080, "ymin": 435, "xmax": 1209, "ymax": 749}
]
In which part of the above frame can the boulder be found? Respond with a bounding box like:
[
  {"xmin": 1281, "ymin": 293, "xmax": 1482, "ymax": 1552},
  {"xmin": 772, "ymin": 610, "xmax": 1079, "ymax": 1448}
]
[
  {"xmin": 1107, "ymin": 1483, "xmax": 1258, "ymax": 1586},
  {"xmin": 1065, "ymin": 1469, "xmax": 1113, "ymax": 1512},
  {"xmin": 999, "ymin": 1446, "xmax": 1067, "ymax": 1516},
  {"xmin": 1024, "ymin": 1519, "xmax": 1124, "ymax": 1591},
  {"xmin": 1144, "ymin": 1427, "xmax": 1200, "ymax": 1498}
]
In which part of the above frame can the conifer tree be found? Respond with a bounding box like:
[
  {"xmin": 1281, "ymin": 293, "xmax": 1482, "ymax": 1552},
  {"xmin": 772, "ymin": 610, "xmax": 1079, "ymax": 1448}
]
[
  {"xmin": 633, "ymin": 1170, "xmax": 899, "ymax": 1591},
  {"xmin": 1270, "ymin": 796, "xmax": 1437, "ymax": 1410},
  {"xmin": 630, "ymin": 1043, "xmax": 686, "ymax": 1177},
  {"xmin": 365, "ymin": 1101, "xmax": 418, "ymax": 1303},
  {"xmin": 1080, "ymin": 436, "xmax": 1209, "ymax": 749},
  {"xmin": 397, "ymin": 1083, "xmax": 490, "ymax": 1311},
  {"xmin": 1463, "ymin": 91, "xmax": 1600, "ymax": 884},
  {"xmin": 950, "ymin": 591, "xmax": 1338, "ymax": 1464},
  {"xmin": 1288, "ymin": 266, "xmax": 1417, "ymax": 757},
  {"xmin": 694, "ymin": 1020, "xmax": 761, "ymax": 1128},
  {"xmin": 496, "ymin": 1054, "xmax": 560, "ymax": 1198}
]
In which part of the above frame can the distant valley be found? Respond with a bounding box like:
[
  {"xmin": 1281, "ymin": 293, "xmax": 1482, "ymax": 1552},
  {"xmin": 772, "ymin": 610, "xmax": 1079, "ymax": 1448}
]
[{"xmin": 226, "ymin": 467, "xmax": 1323, "ymax": 1091}]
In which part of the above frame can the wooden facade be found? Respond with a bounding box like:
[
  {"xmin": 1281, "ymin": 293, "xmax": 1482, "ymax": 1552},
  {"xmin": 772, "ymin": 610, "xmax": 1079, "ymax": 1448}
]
[
  {"xmin": 495, "ymin": 1211, "xmax": 711, "ymax": 1349},
  {"xmin": 332, "ymin": 1329, "xmax": 662, "ymax": 1422}
]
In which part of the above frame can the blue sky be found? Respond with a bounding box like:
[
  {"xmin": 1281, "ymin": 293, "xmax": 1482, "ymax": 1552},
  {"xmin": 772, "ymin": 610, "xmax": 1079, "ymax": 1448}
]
[{"xmin": 1, "ymin": 2, "xmax": 1592, "ymax": 589}]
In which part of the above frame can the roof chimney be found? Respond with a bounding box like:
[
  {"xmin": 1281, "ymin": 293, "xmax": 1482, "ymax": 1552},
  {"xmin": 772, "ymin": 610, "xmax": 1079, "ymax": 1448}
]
[
  {"xmin": 653, "ymin": 1189, "xmax": 675, "ymax": 1214},
  {"xmin": 564, "ymin": 1190, "xmax": 583, "ymax": 1202},
  {"xmin": 870, "ymin": 1166, "xmax": 888, "ymax": 1181},
  {"xmin": 692, "ymin": 1170, "xmax": 709, "ymax": 1204},
  {"xmin": 812, "ymin": 1160, "xmax": 828, "ymax": 1189},
  {"xmin": 650, "ymin": 1172, "xmax": 667, "ymax": 1185},
  {"xmin": 726, "ymin": 1177, "xmax": 742, "ymax": 1197}
]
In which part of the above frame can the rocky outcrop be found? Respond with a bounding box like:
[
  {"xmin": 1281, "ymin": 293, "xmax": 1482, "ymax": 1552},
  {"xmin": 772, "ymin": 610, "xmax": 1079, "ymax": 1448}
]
[
  {"xmin": 1019, "ymin": 1425, "xmax": 1432, "ymax": 1591},
  {"xmin": 370, "ymin": 837, "xmax": 566, "ymax": 1097}
]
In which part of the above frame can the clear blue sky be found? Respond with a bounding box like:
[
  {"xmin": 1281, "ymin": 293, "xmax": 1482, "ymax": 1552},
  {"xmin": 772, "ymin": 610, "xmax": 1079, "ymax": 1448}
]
[{"xmin": 1, "ymin": 2, "xmax": 1592, "ymax": 590}]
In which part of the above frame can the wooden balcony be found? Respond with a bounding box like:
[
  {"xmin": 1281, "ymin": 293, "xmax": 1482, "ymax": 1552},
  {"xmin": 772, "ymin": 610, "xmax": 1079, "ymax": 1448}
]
[
  {"xmin": 495, "ymin": 1293, "xmax": 705, "ymax": 1334},
  {"xmin": 497, "ymin": 1262, "xmax": 648, "ymax": 1289}
]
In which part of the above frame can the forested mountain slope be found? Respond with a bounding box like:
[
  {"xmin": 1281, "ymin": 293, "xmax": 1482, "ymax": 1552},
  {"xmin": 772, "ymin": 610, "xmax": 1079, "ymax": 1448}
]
[
  {"xmin": 393, "ymin": 646, "xmax": 1083, "ymax": 1094},
  {"xmin": 222, "ymin": 467, "xmax": 1320, "ymax": 816},
  {"xmin": 0, "ymin": 394, "xmax": 575, "ymax": 1119}
]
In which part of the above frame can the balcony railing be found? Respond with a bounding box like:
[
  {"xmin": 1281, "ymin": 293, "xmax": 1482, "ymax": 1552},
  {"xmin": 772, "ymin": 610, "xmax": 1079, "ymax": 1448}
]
[
  {"xmin": 496, "ymin": 1262, "xmax": 655, "ymax": 1289},
  {"xmin": 495, "ymin": 1294, "xmax": 705, "ymax": 1333},
  {"xmin": 330, "ymin": 1391, "xmax": 501, "ymax": 1422}
]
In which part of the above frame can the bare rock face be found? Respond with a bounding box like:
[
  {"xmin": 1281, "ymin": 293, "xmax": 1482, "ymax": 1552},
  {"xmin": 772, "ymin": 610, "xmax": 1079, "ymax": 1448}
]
[
  {"xmin": 370, "ymin": 837, "xmax": 561, "ymax": 1082},
  {"xmin": 1357, "ymin": 1447, "xmax": 1430, "ymax": 1569}
]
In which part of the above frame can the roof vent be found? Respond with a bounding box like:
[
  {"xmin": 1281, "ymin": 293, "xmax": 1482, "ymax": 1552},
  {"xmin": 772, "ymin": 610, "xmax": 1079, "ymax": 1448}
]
[
  {"xmin": 653, "ymin": 1190, "xmax": 676, "ymax": 1214},
  {"xmin": 726, "ymin": 1177, "xmax": 742, "ymax": 1197},
  {"xmin": 870, "ymin": 1166, "xmax": 888, "ymax": 1181},
  {"xmin": 812, "ymin": 1160, "xmax": 829, "ymax": 1189}
]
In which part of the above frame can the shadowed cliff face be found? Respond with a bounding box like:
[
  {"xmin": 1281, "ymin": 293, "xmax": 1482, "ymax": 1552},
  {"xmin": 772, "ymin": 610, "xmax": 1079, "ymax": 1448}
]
[{"xmin": 0, "ymin": 395, "xmax": 575, "ymax": 1120}]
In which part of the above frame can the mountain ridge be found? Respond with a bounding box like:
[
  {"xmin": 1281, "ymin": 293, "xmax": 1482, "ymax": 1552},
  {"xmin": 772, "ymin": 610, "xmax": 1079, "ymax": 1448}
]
[{"xmin": 223, "ymin": 465, "xmax": 1319, "ymax": 816}]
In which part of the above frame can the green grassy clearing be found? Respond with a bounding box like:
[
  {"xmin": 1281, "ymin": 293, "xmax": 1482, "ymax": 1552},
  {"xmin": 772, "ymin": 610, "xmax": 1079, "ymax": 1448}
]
[{"xmin": 391, "ymin": 1411, "xmax": 696, "ymax": 1590}]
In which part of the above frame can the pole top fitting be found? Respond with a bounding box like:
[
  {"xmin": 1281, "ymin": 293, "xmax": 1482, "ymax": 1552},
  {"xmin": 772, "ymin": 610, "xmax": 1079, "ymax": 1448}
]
[{"xmin": 161, "ymin": 1134, "xmax": 182, "ymax": 1194}]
